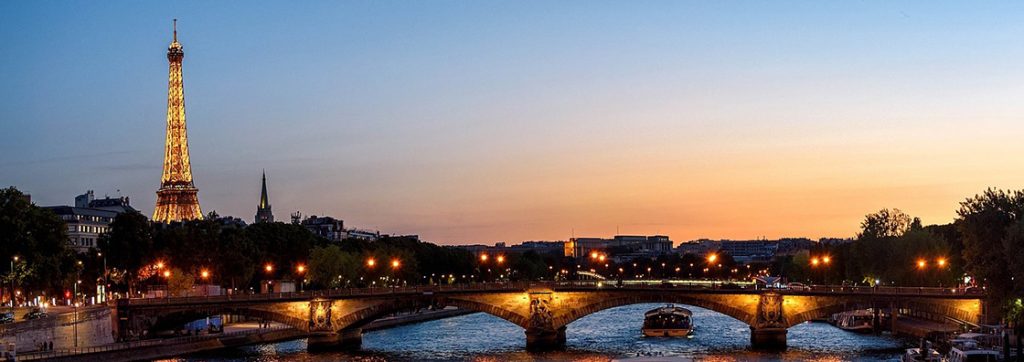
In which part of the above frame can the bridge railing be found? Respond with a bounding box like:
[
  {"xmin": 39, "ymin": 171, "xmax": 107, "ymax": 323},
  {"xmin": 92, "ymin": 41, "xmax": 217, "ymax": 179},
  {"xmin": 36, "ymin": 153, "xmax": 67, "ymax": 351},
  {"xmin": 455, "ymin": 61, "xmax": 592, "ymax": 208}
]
[
  {"xmin": 116, "ymin": 282, "xmax": 536, "ymax": 306},
  {"xmin": 115, "ymin": 281, "xmax": 979, "ymax": 306}
]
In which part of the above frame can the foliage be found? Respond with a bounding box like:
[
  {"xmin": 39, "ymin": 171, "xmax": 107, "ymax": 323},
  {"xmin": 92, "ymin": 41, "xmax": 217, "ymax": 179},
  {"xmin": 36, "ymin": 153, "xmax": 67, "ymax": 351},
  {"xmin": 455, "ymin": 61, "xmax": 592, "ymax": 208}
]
[
  {"xmin": 857, "ymin": 208, "xmax": 914, "ymax": 240},
  {"xmin": 957, "ymin": 188, "xmax": 1024, "ymax": 305},
  {"xmin": 0, "ymin": 187, "xmax": 75, "ymax": 297},
  {"xmin": 308, "ymin": 245, "xmax": 359, "ymax": 288},
  {"xmin": 98, "ymin": 211, "xmax": 154, "ymax": 292},
  {"xmin": 165, "ymin": 268, "xmax": 194, "ymax": 296}
]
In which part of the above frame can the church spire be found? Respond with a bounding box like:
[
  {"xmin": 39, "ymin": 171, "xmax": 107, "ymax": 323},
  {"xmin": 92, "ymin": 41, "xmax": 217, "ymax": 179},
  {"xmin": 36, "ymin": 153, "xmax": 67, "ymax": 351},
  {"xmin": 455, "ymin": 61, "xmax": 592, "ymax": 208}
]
[{"xmin": 256, "ymin": 170, "xmax": 274, "ymax": 223}]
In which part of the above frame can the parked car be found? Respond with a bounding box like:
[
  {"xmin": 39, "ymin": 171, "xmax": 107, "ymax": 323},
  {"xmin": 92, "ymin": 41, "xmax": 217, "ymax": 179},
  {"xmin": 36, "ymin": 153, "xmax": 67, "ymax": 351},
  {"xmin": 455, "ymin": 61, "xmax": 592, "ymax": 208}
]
[
  {"xmin": 24, "ymin": 308, "xmax": 47, "ymax": 320},
  {"xmin": 0, "ymin": 312, "xmax": 14, "ymax": 324},
  {"xmin": 787, "ymin": 282, "xmax": 810, "ymax": 291}
]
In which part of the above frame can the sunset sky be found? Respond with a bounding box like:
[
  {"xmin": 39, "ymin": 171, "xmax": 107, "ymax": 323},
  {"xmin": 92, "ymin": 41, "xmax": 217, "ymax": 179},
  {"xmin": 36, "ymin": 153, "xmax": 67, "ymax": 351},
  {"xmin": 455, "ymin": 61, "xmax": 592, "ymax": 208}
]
[{"xmin": 3, "ymin": 1, "xmax": 1024, "ymax": 245}]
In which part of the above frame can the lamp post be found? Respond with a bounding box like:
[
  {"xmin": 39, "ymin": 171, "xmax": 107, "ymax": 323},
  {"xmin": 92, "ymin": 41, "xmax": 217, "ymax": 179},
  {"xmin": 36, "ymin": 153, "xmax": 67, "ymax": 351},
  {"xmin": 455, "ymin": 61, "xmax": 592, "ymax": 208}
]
[
  {"xmin": 390, "ymin": 259, "xmax": 400, "ymax": 290},
  {"xmin": 264, "ymin": 264, "xmax": 274, "ymax": 293},
  {"xmin": 9, "ymin": 256, "xmax": 17, "ymax": 315},
  {"xmin": 200, "ymin": 269, "xmax": 210, "ymax": 296},
  {"xmin": 296, "ymin": 264, "xmax": 306, "ymax": 292},
  {"xmin": 74, "ymin": 279, "xmax": 81, "ymax": 348}
]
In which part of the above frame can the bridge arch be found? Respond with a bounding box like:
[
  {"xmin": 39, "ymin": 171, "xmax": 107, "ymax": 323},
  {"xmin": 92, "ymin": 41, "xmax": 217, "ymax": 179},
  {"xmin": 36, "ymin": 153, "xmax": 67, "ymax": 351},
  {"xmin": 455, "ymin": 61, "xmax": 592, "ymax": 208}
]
[
  {"xmin": 329, "ymin": 295, "xmax": 531, "ymax": 332},
  {"xmin": 130, "ymin": 305, "xmax": 308, "ymax": 336},
  {"xmin": 781, "ymin": 295, "xmax": 984, "ymax": 328},
  {"xmin": 553, "ymin": 292, "xmax": 756, "ymax": 329}
]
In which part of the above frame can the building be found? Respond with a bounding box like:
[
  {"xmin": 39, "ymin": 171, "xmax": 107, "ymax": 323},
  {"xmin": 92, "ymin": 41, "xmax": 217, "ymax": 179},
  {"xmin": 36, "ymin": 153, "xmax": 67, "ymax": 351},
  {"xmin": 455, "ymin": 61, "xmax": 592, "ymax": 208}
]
[
  {"xmin": 346, "ymin": 229, "xmax": 380, "ymax": 242},
  {"xmin": 677, "ymin": 238, "xmax": 810, "ymax": 263},
  {"xmin": 301, "ymin": 215, "xmax": 345, "ymax": 242},
  {"xmin": 565, "ymin": 235, "xmax": 673, "ymax": 260},
  {"xmin": 254, "ymin": 171, "xmax": 274, "ymax": 223},
  {"xmin": 456, "ymin": 241, "xmax": 565, "ymax": 258},
  {"xmin": 153, "ymin": 20, "xmax": 203, "ymax": 222},
  {"xmin": 46, "ymin": 191, "xmax": 138, "ymax": 253}
]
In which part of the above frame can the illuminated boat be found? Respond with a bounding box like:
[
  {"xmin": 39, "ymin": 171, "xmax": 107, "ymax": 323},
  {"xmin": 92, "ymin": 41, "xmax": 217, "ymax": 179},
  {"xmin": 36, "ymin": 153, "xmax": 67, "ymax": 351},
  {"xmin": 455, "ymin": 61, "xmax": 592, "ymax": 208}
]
[{"xmin": 642, "ymin": 305, "xmax": 692, "ymax": 337}]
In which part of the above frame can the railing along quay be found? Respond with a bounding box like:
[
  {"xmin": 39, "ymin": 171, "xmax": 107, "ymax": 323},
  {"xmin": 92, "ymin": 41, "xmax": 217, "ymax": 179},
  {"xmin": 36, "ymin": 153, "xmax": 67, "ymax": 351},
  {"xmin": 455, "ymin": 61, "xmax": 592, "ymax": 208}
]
[{"xmin": 18, "ymin": 325, "xmax": 295, "ymax": 360}]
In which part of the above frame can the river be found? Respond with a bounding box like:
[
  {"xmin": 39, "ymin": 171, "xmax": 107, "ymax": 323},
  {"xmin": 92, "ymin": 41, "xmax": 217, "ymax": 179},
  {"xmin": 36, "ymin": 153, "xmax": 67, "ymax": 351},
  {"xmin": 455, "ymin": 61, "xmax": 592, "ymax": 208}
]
[{"xmin": 172, "ymin": 303, "xmax": 906, "ymax": 361}]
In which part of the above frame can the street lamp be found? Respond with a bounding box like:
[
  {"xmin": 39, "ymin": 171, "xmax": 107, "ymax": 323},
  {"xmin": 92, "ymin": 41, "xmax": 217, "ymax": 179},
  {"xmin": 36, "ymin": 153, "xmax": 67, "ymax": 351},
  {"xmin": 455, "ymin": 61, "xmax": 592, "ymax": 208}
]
[
  {"xmin": 366, "ymin": 258, "xmax": 376, "ymax": 268},
  {"xmin": 480, "ymin": 254, "xmax": 489, "ymax": 262},
  {"xmin": 916, "ymin": 259, "xmax": 926, "ymax": 269},
  {"xmin": 9, "ymin": 256, "xmax": 18, "ymax": 314},
  {"xmin": 822, "ymin": 256, "xmax": 831, "ymax": 265},
  {"xmin": 707, "ymin": 253, "xmax": 718, "ymax": 264},
  {"xmin": 936, "ymin": 258, "xmax": 947, "ymax": 267},
  {"xmin": 296, "ymin": 264, "xmax": 306, "ymax": 292},
  {"xmin": 496, "ymin": 255, "xmax": 504, "ymax": 264}
]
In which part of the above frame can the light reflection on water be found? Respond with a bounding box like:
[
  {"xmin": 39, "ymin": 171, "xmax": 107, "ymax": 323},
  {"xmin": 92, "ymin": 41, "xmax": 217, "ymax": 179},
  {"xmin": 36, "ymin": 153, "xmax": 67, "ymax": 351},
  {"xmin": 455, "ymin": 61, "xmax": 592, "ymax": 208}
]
[{"xmin": 174, "ymin": 304, "xmax": 904, "ymax": 361}]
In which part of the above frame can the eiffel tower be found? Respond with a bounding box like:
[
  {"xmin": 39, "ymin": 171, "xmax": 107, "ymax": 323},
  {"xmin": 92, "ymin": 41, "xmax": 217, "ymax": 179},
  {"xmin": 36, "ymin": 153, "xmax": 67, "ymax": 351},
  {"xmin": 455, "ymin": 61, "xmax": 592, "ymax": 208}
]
[{"xmin": 153, "ymin": 19, "xmax": 203, "ymax": 222}]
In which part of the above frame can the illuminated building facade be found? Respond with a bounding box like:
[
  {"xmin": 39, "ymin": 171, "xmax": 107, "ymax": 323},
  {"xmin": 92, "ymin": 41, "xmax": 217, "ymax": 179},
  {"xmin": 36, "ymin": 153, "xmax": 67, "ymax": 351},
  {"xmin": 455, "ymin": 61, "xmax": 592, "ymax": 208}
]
[{"xmin": 153, "ymin": 20, "xmax": 203, "ymax": 222}]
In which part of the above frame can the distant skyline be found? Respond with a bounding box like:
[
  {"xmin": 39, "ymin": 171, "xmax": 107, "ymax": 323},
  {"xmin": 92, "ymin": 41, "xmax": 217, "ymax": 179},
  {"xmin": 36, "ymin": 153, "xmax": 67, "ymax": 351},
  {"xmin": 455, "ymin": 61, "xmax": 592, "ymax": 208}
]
[{"xmin": 3, "ymin": 2, "xmax": 1024, "ymax": 244}]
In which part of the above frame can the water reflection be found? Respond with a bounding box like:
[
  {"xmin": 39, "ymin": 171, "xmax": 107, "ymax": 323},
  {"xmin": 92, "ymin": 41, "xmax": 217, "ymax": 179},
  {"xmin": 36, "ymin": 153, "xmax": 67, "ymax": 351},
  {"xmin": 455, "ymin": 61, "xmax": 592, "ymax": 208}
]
[{"xmin": 176, "ymin": 303, "xmax": 905, "ymax": 361}]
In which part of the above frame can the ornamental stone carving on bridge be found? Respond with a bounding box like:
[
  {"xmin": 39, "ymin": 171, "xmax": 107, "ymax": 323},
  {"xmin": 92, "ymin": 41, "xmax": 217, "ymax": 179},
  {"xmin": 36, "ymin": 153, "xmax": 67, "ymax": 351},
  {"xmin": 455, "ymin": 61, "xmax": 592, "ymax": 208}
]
[
  {"xmin": 754, "ymin": 292, "xmax": 786, "ymax": 329},
  {"xmin": 528, "ymin": 291, "xmax": 555, "ymax": 332},
  {"xmin": 309, "ymin": 299, "xmax": 333, "ymax": 332}
]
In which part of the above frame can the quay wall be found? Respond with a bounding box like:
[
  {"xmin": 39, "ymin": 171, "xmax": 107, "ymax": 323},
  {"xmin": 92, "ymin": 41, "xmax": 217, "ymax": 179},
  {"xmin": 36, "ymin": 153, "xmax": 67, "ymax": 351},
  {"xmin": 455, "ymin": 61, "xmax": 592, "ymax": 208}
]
[{"xmin": 0, "ymin": 306, "xmax": 114, "ymax": 353}]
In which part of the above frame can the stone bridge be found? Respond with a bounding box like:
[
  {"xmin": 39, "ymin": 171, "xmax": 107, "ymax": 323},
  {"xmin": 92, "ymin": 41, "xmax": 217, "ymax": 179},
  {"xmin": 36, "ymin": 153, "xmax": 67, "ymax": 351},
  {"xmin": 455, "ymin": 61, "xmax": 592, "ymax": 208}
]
[{"xmin": 114, "ymin": 282, "xmax": 987, "ymax": 350}]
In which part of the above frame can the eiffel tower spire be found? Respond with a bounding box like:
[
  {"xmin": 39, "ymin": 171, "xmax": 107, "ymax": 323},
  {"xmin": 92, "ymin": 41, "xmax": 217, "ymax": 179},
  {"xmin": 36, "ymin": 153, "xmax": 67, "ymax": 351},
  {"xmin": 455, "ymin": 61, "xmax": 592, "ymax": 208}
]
[
  {"xmin": 153, "ymin": 19, "xmax": 203, "ymax": 222},
  {"xmin": 255, "ymin": 170, "xmax": 274, "ymax": 223}
]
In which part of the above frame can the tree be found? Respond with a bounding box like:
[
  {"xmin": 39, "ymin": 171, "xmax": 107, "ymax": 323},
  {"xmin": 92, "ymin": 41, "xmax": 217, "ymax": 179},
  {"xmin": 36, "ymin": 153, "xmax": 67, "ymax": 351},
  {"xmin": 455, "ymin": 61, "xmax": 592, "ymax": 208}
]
[
  {"xmin": 308, "ymin": 245, "xmax": 359, "ymax": 288},
  {"xmin": 166, "ymin": 268, "xmax": 194, "ymax": 296},
  {"xmin": 858, "ymin": 208, "xmax": 913, "ymax": 240},
  {"xmin": 0, "ymin": 187, "xmax": 75, "ymax": 297},
  {"xmin": 98, "ymin": 211, "xmax": 154, "ymax": 293},
  {"xmin": 957, "ymin": 188, "xmax": 1024, "ymax": 305}
]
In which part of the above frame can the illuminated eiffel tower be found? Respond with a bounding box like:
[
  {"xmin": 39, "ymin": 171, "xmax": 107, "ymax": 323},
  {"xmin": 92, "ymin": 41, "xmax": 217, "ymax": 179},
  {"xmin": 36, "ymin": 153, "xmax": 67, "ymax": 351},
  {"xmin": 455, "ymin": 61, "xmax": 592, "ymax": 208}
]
[{"xmin": 153, "ymin": 19, "xmax": 203, "ymax": 222}]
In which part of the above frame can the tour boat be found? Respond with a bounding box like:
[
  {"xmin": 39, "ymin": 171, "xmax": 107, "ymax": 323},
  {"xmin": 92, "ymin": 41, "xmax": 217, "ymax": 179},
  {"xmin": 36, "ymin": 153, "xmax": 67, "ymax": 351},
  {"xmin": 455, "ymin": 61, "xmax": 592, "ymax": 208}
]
[
  {"xmin": 834, "ymin": 310, "xmax": 874, "ymax": 333},
  {"xmin": 642, "ymin": 305, "xmax": 692, "ymax": 337}
]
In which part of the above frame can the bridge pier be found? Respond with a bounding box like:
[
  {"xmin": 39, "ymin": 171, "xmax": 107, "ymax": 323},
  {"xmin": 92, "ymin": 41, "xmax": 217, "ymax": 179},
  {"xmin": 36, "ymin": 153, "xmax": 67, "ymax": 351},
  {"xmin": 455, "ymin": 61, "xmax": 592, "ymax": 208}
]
[
  {"xmin": 525, "ymin": 326, "xmax": 566, "ymax": 351},
  {"xmin": 307, "ymin": 328, "xmax": 362, "ymax": 351},
  {"xmin": 750, "ymin": 327, "xmax": 787, "ymax": 350}
]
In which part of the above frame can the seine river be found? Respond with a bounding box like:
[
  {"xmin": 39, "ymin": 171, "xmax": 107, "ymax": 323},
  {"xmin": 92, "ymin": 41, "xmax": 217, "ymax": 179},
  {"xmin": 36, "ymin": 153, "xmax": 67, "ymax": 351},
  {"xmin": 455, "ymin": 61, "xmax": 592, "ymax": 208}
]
[{"xmin": 174, "ymin": 304, "xmax": 906, "ymax": 361}]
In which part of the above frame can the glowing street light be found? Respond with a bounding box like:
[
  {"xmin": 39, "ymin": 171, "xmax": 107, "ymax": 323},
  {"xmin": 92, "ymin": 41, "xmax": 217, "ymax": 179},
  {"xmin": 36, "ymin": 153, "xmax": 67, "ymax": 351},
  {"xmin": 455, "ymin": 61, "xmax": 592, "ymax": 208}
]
[
  {"xmin": 916, "ymin": 259, "xmax": 926, "ymax": 269},
  {"xmin": 156, "ymin": 261, "xmax": 165, "ymax": 269},
  {"xmin": 162, "ymin": 270, "xmax": 171, "ymax": 278},
  {"xmin": 707, "ymin": 253, "xmax": 718, "ymax": 263},
  {"xmin": 937, "ymin": 258, "xmax": 947, "ymax": 267},
  {"xmin": 200, "ymin": 269, "xmax": 210, "ymax": 280},
  {"xmin": 264, "ymin": 264, "xmax": 274, "ymax": 273},
  {"xmin": 822, "ymin": 256, "xmax": 831, "ymax": 264},
  {"xmin": 480, "ymin": 254, "xmax": 489, "ymax": 262},
  {"xmin": 496, "ymin": 255, "xmax": 505, "ymax": 264},
  {"xmin": 590, "ymin": 251, "xmax": 599, "ymax": 260},
  {"xmin": 366, "ymin": 258, "xmax": 376, "ymax": 268},
  {"xmin": 391, "ymin": 259, "xmax": 401, "ymax": 269},
  {"xmin": 811, "ymin": 257, "xmax": 820, "ymax": 266}
]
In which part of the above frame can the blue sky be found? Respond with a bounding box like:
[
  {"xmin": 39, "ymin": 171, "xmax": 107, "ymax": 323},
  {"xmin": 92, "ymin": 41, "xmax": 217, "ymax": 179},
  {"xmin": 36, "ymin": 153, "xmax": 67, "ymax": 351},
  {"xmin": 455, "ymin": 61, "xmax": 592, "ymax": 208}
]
[{"xmin": 3, "ymin": 1, "xmax": 1024, "ymax": 244}]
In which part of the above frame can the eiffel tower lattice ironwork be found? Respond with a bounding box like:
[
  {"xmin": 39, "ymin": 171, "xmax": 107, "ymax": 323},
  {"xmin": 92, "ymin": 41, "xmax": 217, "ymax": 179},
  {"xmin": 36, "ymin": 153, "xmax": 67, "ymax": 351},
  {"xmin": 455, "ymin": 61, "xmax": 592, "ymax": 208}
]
[{"xmin": 153, "ymin": 19, "xmax": 203, "ymax": 223}]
